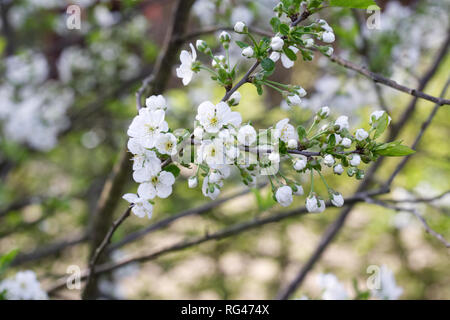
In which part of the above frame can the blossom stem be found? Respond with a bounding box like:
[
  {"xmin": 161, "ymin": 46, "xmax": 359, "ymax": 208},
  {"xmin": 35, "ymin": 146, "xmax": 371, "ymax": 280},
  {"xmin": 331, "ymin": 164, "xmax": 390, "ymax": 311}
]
[
  {"xmin": 317, "ymin": 170, "xmax": 331, "ymax": 192},
  {"xmin": 260, "ymin": 80, "xmax": 285, "ymax": 93},
  {"xmin": 309, "ymin": 169, "xmax": 314, "ymax": 195},
  {"xmin": 199, "ymin": 65, "xmax": 218, "ymax": 76}
]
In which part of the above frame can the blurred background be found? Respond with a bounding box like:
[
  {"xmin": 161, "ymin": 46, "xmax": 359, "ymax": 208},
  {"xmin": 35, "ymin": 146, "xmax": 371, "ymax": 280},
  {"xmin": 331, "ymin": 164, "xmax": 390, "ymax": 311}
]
[{"xmin": 0, "ymin": 0, "xmax": 449, "ymax": 300}]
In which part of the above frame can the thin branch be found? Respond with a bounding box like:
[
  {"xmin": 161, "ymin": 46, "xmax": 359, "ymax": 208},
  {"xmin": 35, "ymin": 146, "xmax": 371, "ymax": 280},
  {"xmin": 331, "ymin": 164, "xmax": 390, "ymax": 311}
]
[
  {"xmin": 11, "ymin": 234, "xmax": 87, "ymax": 267},
  {"xmin": 384, "ymin": 190, "xmax": 450, "ymax": 204},
  {"xmin": 384, "ymin": 78, "xmax": 450, "ymax": 186},
  {"xmin": 328, "ymin": 52, "xmax": 450, "ymax": 106},
  {"xmin": 46, "ymin": 188, "xmax": 386, "ymax": 295},
  {"xmin": 82, "ymin": 206, "xmax": 132, "ymax": 300},
  {"xmin": 107, "ymin": 184, "xmax": 265, "ymax": 252},
  {"xmin": 364, "ymin": 197, "xmax": 450, "ymax": 248}
]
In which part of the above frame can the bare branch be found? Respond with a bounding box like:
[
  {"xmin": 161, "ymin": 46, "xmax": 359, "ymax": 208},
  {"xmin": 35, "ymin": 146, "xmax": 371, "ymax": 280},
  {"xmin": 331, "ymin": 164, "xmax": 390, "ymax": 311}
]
[
  {"xmin": 46, "ymin": 188, "xmax": 386, "ymax": 295},
  {"xmin": 82, "ymin": 207, "xmax": 132, "ymax": 300},
  {"xmin": 364, "ymin": 197, "xmax": 450, "ymax": 248}
]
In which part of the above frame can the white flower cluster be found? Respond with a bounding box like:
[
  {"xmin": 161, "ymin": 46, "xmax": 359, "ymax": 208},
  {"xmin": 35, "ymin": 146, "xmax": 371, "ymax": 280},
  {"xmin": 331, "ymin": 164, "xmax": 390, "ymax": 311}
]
[
  {"xmin": 123, "ymin": 95, "xmax": 177, "ymax": 218},
  {"xmin": 0, "ymin": 270, "xmax": 48, "ymax": 300},
  {"xmin": 123, "ymin": 5, "xmax": 402, "ymax": 220}
]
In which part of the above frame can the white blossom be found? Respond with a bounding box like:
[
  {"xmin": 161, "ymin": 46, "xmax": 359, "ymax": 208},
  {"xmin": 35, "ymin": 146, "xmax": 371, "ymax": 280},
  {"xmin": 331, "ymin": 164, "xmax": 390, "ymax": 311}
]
[
  {"xmin": 137, "ymin": 170, "xmax": 176, "ymax": 199},
  {"xmin": 193, "ymin": 126, "xmax": 204, "ymax": 140},
  {"xmin": 275, "ymin": 118, "xmax": 297, "ymax": 143},
  {"xmin": 145, "ymin": 95, "xmax": 166, "ymax": 111},
  {"xmin": 349, "ymin": 154, "xmax": 361, "ymax": 167},
  {"xmin": 334, "ymin": 115, "xmax": 349, "ymax": 131},
  {"xmin": 156, "ymin": 132, "xmax": 177, "ymax": 156},
  {"xmin": 306, "ymin": 195, "xmax": 326, "ymax": 213},
  {"xmin": 325, "ymin": 47, "xmax": 334, "ymax": 56},
  {"xmin": 176, "ymin": 43, "xmax": 197, "ymax": 85},
  {"xmin": 270, "ymin": 36, "xmax": 284, "ymax": 51},
  {"xmin": 198, "ymin": 138, "xmax": 226, "ymax": 169},
  {"xmin": 331, "ymin": 193, "xmax": 344, "ymax": 207},
  {"xmin": 237, "ymin": 124, "xmax": 257, "ymax": 146},
  {"xmin": 269, "ymin": 152, "xmax": 280, "ymax": 163},
  {"xmin": 317, "ymin": 273, "xmax": 349, "ymax": 300},
  {"xmin": 372, "ymin": 265, "xmax": 403, "ymax": 300},
  {"xmin": 355, "ymin": 128, "xmax": 369, "ymax": 141},
  {"xmin": 275, "ymin": 186, "xmax": 293, "ymax": 207},
  {"xmin": 127, "ymin": 109, "xmax": 168, "ymax": 149},
  {"xmin": 323, "ymin": 154, "xmax": 335, "ymax": 167},
  {"xmin": 196, "ymin": 101, "xmax": 242, "ymax": 133},
  {"xmin": 269, "ymin": 45, "xmax": 299, "ymax": 68},
  {"xmin": 0, "ymin": 271, "xmax": 48, "ymax": 300},
  {"xmin": 123, "ymin": 193, "xmax": 153, "ymax": 219}
]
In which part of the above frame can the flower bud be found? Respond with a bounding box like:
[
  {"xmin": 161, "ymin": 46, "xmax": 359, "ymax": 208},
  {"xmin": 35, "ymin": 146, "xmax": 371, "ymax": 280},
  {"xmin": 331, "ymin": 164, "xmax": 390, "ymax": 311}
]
[
  {"xmin": 323, "ymin": 154, "xmax": 335, "ymax": 167},
  {"xmin": 321, "ymin": 31, "xmax": 335, "ymax": 43},
  {"xmin": 228, "ymin": 91, "xmax": 241, "ymax": 106},
  {"xmin": 219, "ymin": 31, "xmax": 231, "ymax": 43},
  {"xmin": 341, "ymin": 137, "xmax": 352, "ymax": 148},
  {"xmin": 333, "ymin": 164, "xmax": 344, "ymax": 175},
  {"xmin": 270, "ymin": 36, "xmax": 284, "ymax": 51},
  {"xmin": 318, "ymin": 106, "xmax": 330, "ymax": 119},
  {"xmin": 242, "ymin": 46, "xmax": 254, "ymax": 58},
  {"xmin": 287, "ymin": 139, "xmax": 297, "ymax": 149},
  {"xmin": 188, "ymin": 176, "xmax": 198, "ymax": 188},
  {"xmin": 234, "ymin": 21, "xmax": 246, "ymax": 33},
  {"xmin": 331, "ymin": 192, "xmax": 344, "ymax": 207},
  {"xmin": 355, "ymin": 128, "xmax": 369, "ymax": 141},
  {"xmin": 196, "ymin": 39, "xmax": 210, "ymax": 54}
]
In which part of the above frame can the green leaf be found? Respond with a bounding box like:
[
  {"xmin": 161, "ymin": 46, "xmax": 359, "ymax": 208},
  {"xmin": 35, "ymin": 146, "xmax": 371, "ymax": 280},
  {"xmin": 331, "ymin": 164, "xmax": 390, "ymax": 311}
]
[
  {"xmin": 297, "ymin": 125, "xmax": 307, "ymax": 141},
  {"xmin": 283, "ymin": 47, "xmax": 297, "ymax": 61},
  {"xmin": 0, "ymin": 249, "xmax": 19, "ymax": 276},
  {"xmin": 279, "ymin": 140, "xmax": 288, "ymax": 155},
  {"xmin": 261, "ymin": 58, "xmax": 275, "ymax": 72},
  {"xmin": 279, "ymin": 23, "xmax": 290, "ymax": 36},
  {"xmin": 163, "ymin": 164, "xmax": 180, "ymax": 177},
  {"xmin": 373, "ymin": 112, "xmax": 389, "ymax": 139},
  {"xmin": 328, "ymin": 134, "xmax": 336, "ymax": 147},
  {"xmin": 329, "ymin": 0, "xmax": 379, "ymax": 9},
  {"xmin": 376, "ymin": 144, "xmax": 416, "ymax": 157},
  {"xmin": 255, "ymin": 83, "xmax": 263, "ymax": 95},
  {"xmin": 235, "ymin": 41, "xmax": 249, "ymax": 48},
  {"xmin": 270, "ymin": 17, "xmax": 281, "ymax": 33}
]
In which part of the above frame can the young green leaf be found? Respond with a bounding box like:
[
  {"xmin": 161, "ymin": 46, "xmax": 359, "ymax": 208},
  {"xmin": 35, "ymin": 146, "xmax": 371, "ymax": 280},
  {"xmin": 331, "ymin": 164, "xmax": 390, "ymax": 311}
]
[
  {"xmin": 376, "ymin": 144, "xmax": 416, "ymax": 157},
  {"xmin": 283, "ymin": 47, "xmax": 297, "ymax": 61},
  {"xmin": 235, "ymin": 41, "xmax": 249, "ymax": 48},
  {"xmin": 163, "ymin": 164, "xmax": 181, "ymax": 177},
  {"xmin": 329, "ymin": 0, "xmax": 379, "ymax": 9},
  {"xmin": 373, "ymin": 112, "xmax": 389, "ymax": 139},
  {"xmin": 261, "ymin": 58, "xmax": 275, "ymax": 72}
]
